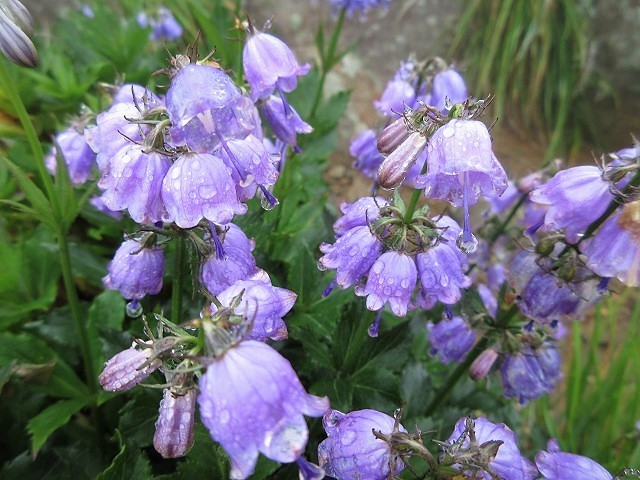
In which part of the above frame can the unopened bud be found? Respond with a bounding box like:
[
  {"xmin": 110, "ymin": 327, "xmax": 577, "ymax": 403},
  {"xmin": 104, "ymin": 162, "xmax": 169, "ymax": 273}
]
[
  {"xmin": 0, "ymin": 7, "xmax": 38, "ymax": 67},
  {"xmin": 469, "ymin": 348, "xmax": 498, "ymax": 381},
  {"xmin": 153, "ymin": 389, "xmax": 196, "ymax": 458},
  {"xmin": 377, "ymin": 116, "xmax": 411, "ymax": 155},
  {"xmin": 0, "ymin": 0, "xmax": 34, "ymax": 36},
  {"xmin": 377, "ymin": 132, "xmax": 427, "ymax": 190},
  {"xmin": 99, "ymin": 343, "xmax": 161, "ymax": 391}
]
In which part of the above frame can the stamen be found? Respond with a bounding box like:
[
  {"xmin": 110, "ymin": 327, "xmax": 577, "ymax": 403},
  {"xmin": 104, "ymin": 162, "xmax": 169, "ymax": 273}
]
[{"xmin": 275, "ymin": 82, "xmax": 294, "ymax": 119}]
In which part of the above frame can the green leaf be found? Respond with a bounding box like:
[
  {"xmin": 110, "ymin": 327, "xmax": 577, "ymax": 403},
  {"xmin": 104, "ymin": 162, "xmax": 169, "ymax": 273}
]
[
  {"xmin": 96, "ymin": 431, "xmax": 152, "ymax": 480},
  {"xmin": 117, "ymin": 389, "xmax": 161, "ymax": 448},
  {"xmin": 27, "ymin": 397, "xmax": 89, "ymax": 455},
  {"xmin": 87, "ymin": 290, "xmax": 125, "ymax": 378}
]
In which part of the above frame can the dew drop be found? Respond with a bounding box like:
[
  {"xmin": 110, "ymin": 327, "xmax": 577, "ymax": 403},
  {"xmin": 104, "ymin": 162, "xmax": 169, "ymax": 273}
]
[
  {"xmin": 456, "ymin": 231, "xmax": 478, "ymax": 254},
  {"xmin": 261, "ymin": 195, "xmax": 276, "ymax": 210},
  {"xmin": 198, "ymin": 185, "xmax": 216, "ymax": 199},
  {"xmin": 317, "ymin": 260, "xmax": 328, "ymax": 271},
  {"xmin": 126, "ymin": 300, "xmax": 143, "ymax": 318},
  {"xmin": 442, "ymin": 127, "xmax": 455, "ymax": 138}
]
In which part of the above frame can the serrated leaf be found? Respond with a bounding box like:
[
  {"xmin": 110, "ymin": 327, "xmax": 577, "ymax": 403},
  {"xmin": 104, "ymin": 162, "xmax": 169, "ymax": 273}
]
[
  {"xmin": 400, "ymin": 362, "xmax": 432, "ymax": 417},
  {"xmin": 96, "ymin": 431, "xmax": 152, "ymax": 480},
  {"xmin": 27, "ymin": 397, "xmax": 89, "ymax": 455}
]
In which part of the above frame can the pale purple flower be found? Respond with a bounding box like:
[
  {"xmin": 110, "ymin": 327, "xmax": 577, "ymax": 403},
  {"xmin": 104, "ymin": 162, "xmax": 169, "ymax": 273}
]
[
  {"xmin": 89, "ymin": 195, "xmax": 122, "ymax": 220},
  {"xmin": 243, "ymin": 29, "xmax": 310, "ymax": 102},
  {"xmin": 261, "ymin": 95, "xmax": 313, "ymax": 147},
  {"xmin": 99, "ymin": 343, "xmax": 161, "ymax": 391},
  {"xmin": 98, "ymin": 144, "xmax": 171, "ymax": 224},
  {"xmin": 110, "ymin": 83, "xmax": 163, "ymax": 108},
  {"xmin": 487, "ymin": 180, "xmax": 520, "ymax": 215},
  {"xmin": 350, "ymin": 129, "xmax": 384, "ymax": 179},
  {"xmin": 332, "ymin": 196, "xmax": 385, "ymax": 236},
  {"xmin": 374, "ymin": 78, "xmax": 415, "ymax": 116},
  {"xmin": 535, "ymin": 439, "xmax": 612, "ymax": 479},
  {"xmin": 45, "ymin": 127, "xmax": 96, "ymax": 184},
  {"xmin": 429, "ymin": 68, "xmax": 468, "ymax": 112},
  {"xmin": 137, "ymin": 7, "xmax": 182, "ymax": 41},
  {"xmin": 529, "ymin": 166, "xmax": 613, "ymax": 243},
  {"xmin": 154, "ymin": 389, "xmax": 196, "ymax": 458},
  {"xmin": 161, "ymin": 152, "xmax": 247, "ymax": 228},
  {"xmin": 469, "ymin": 348, "xmax": 499, "ymax": 380},
  {"xmin": 216, "ymin": 134, "xmax": 280, "ymax": 188},
  {"xmin": 212, "ymin": 277, "xmax": 296, "ymax": 342},
  {"xmin": 500, "ymin": 344, "xmax": 561, "ymax": 404},
  {"xmin": 103, "ymin": 239, "xmax": 164, "ymax": 300},
  {"xmin": 445, "ymin": 417, "xmax": 538, "ymax": 480},
  {"xmin": 357, "ymin": 251, "xmax": 417, "ymax": 316},
  {"xmin": 326, "ymin": 0, "xmax": 392, "ymax": 19},
  {"xmin": 198, "ymin": 340, "xmax": 329, "ymax": 479},
  {"xmin": 427, "ymin": 316, "xmax": 476, "ymax": 365},
  {"xmin": 318, "ymin": 409, "xmax": 406, "ymax": 480},
  {"xmin": 319, "ymin": 226, "xmax": 382, "ymax": 288}
]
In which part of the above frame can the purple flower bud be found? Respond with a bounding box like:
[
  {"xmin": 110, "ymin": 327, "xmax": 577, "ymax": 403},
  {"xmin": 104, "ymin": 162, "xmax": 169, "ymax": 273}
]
[
  {"xmin": 0, "ymin": 5, "xmax": 38, "ymax": 67},
  {"xmin": 243, "ymin": 29, "xmax": 310, "ymax": 102},
  {"xmin": 529, "ymin": 166, "xmax": 613, "ymax": 244},
  {"xmin": 377, "ymin": 116, "xmax": 411, "ymax": 156},
  {"xmin": 103, "ymin": 239, "xmax": 164, "ymax": 300},
  {"xmin": 469, "ymin": 348, "xmax": 498, "ymax": 380},
  {"xmin": 580, "ymin": 207, "xmax": 640, "ymax": 287},
  {"xmin": 357, "ymin": 251, "xmax": 417, "ymax": 316},
  {"xmin": 427, "ymin": 316, "xmax": 475, "ymax": 365},
  {"xmin": 198, "ymin": 340, "xmax": 329, "ymax": 479},
  {"xmin": 535, "ymin": 439, "xmax": 612, "ymax": 479},
  {"xmin": 98, "ymin": 144, "xmax": 171, "ymax": 224},
  {"xmin": 445, "ymin": 417, "xmax": 538, "ymax": 480},
  {"xmin": 213, "ymin": 278, "xmax": 296, "ymax": 342},
  {"xmin": 261, "ymin": 95, "xmax": 313, "ymax": 147},
  {"xmin": 500, "ymin": 344, "xmax": 561, "ymax": 404},
  {"xmin": 99, "ymin": 343, "xmax": 161, "ymax": 391},
  {"xmin": 1, "ymin": 0, "xmax": 34, "ymax": 37},
  {"xmin": 319, "ymin": 226, "xmax": 383, "ymax": 289},
  {"xmin": 415, "ymin": 120, "xmax": 508, "ymax": 207},
  {"xmin": 154, "ymin": 389, "xmax": 196, "ymax": 458},
  {"xmin": 378, "ymin": 131, "xmax": 427, "ymax": 190},
  {"xmin": 318, "ymin": 409, "xmax": 406, "ymax": 480},
  {"xmin": 333, "ymin": 196, "xmax": 385, "ymax": 236},
  {"xmin": 350, "ymin": 129, "xmax": 384, "ymax": 178},
  {"xmin": 45, "ymin": 127, "xmax": 96, "ymax": 185},
  {"xmin": 161, "ymin": 152, "xmax": 247, "ymax": 228},
  {"xmin": 430, "ymin": 69, "xmax": 468, "ymax": 112}
]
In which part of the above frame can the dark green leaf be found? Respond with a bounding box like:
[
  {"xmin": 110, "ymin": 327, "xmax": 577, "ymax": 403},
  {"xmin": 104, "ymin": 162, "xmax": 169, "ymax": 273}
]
[
  {"xmin": 27, "ymin": 397, "xmax": 89, "ymax": 455},
  {"xmin": 117, "ymin": 389, "xmax": 162, "ymax": 448},
  {"xmin": 96, "ymin": 431, "xmax": 152, "ymax": 480},
  {"xmin": 87, "ymin": 290, "xmax": 125, "ymax": 378}
]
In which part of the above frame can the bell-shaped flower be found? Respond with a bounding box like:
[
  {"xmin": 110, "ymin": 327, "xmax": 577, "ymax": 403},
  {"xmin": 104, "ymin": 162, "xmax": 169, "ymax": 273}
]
[
  {"xmin": 327, "ymin": 0, "xmax": 391, "ymax": 19},
  {"xmin": 350, "ymin": 129, "xmax": 384, "ymax": 179},
  {"xmin": 161, "ymin": 152, "xmax": 247, "ymax": 228},
  {"xmin": 243, "ymin": 29, "xmax": 310, "ymax": 102},
  {"xmin": 427, "ymin": 316, "xmax": 476, "ymax": 365},
  {"xmin": 374, "ymin": 78, "xmax": 416, "ymax": 116},
  {"xmin": 137, "ymin": 7, "xmax": 182, "ymax": 41},
  {"xmin": 500, "ymin": 344, "xmax": 561, "ymax": 404},
  {"xmin": 98, "ymin": 144, "xmax": 171, "ymax": 224},
  {"xmin": 216, "ymin": 134, "xmax": 280, "ymax": 188},
  {"xmin": 529, "ymin": 166, "xmax": 613, "ymax": 243},
  {"xmin": 319, "ymin": 226, "xmax": 382, "ymax": 289},
  {"xmin": 197, "ymin": 340, "xmax": 329, "ymax": 479},
  {"xmin": 430, "ymin": 68, "xmax": 468, "ymax": 112},
  {"xmin": 535, "ymin": 439, "xmax": 612, "ymax": 480},
  {"xmin": 318, "ymin": 409, "xmax": 406, "ymax": 480},
  {"xmin": 357, "ymin": 251, "xmax": 417, "ymax": 316},
  {"xmin": 261, "ymin": 95, "xmax": 312, "ymax": 148},
  {"xmin": 332, "ymin": 196, "xmax": 385, "ymax": 236},
  {"xmin": 153, "ymin": 389, "xmax": 196, "ymax": 458},
  {"xmin": 99, "ymin": 343, "xmax": 161, "ymax": 392},
  {"xmin": 45, "ymin": 126, "xmax": 96, "ymax": 185},
  {"xmin": 103, "ymin": 239, "xmax": 164, "ymax": 300}
]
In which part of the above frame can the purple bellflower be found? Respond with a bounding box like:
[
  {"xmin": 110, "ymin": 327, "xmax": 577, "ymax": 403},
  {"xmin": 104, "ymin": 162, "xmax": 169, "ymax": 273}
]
[
  {"xmin": 427, "ymin": 316, "xmax": 476, "ymax": 365},
  {"xmin": 350, "ymin": 129, "xmax": 384, "ymax": 179},
  {"xmin": 153, "ymin": 389, "xmax": 196, "ymax": 458},
  {"xmin": 161, "ymin": 152, "xmax": 248, "ymax": 228},
  {"xmin": 326, "ymin": 0, "xmax": 392, "ymax": 19},
  {"xmin": 99, "ymin": 342, "xmax": 161, "ymax": 391},
  {"xmin": 261, "ymin": 95, "xmax": 313, "ymax": 149},
  {"xmin": 137, "ymin": 7, "xmax": 182, "ymax": 41},
  {"xmin": 243, "ymin": 28, "xmax": 310, "ymax": 103},
  {"xmin": 197, "ymin": 340, "xmax": 329, "ymax": 479},
  {"xmin": 500, "ymin": 344, "xmax": 561, "ymax": 404},
  {"xmin": 103, "ymin": 238, "xmax": 164, "ymax": 300},
  {"xmin": 529, "ymin": 166, "xmax": 613, "ymax": 244},
  {"xmin": 318, "ymin": 409, "xmax": 406, "ymax": 480},
  {"xmin": 332, "ymin": 196, "xmax": 385, "ymax": 236},
  {"xmin": 535, "ymin": 439, "xmax": 612, "ymax": 480},
  {"xmin": 445, "ymin": 417, "xmax": 538, "ymax": 480},
  {"xmin": 45, "ymin": 126, "xmax": 96, "ymax": 184},
  {"xmin": 429, "ymin": 68, "xmax": 468, "ymax": 112},
  {"xmin": 374, "ymin": 77, "xmax": 415, "ymax": 117}
]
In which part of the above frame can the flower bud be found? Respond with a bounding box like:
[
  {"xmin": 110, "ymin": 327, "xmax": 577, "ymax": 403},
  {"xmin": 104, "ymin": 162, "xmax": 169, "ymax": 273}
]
[
  {"xmin": 377, "ymin": 131, "xmax": 427, "ymax": 190},
  {"xmin": 0, "ymin": 7, "xmax": 38, "ymax": 67},
  {"xmin": 377, "ymin": 116, "xmax": 411, "ymax": 155},
  {"xmin": 153, "ymin": 389, "xmax": 196, "ymax": 458},
  {"xmin": 99, "ymin": 344, "xmax": 161, "ymax": 391},
  {"xmin": 0, "ymin": 0, "xmax": 34, "ymax": 36},
  {"xmin": 469, "ymin": 348, "xmax": 498, "ymax": 380}
]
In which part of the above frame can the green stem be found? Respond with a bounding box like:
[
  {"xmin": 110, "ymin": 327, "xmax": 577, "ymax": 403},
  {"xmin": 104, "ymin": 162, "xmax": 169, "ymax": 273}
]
[
  {"xmin": 309, "ymin": 7, "xmax": 346, "ymax": 118},
  {"xmin": 172, "ymin": 236, "xmax": 186, "ymax": 321},
  {"xmin": 487, "ymin": 193, "xmax": 528, "ymax": 246},
  {"xmin": 403, "ymin": 188, "xmax": 422, "ymax": 223}
]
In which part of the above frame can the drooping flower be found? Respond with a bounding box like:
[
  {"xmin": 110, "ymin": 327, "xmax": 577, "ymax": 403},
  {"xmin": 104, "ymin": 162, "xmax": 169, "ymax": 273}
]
[
  {"xmin": 261, "ymin": 95, "xmax": 313, "ymax": 149},
  {"xmin": 374, "ymin": 77, "xmax": 415, "ymax": 117},
  {"xmin": 326, "ymin": 0, "xmax": 392, "ymax": 19},
  {"xmin": 197, "ymin": 340, "xmax": 329, "ymax": 479},
  {"xmin": 535, "ymin": 439, "xmax": 612, "ymax": 480},
  {"xmin": 318, "ymin": 409, "xmax": 406, "ymax": 480},
  {"xmin": 427, "ymin": 316, "xmax": 476, "ymax": 365},
  {"xmin": 153, "ymin": 389, "xmax": 196, "ymax": 458},
  {"xmin": 429, "ymin": 68, "xmax": 468, "ymax": 112},
  {"xmin": 99, "ymin": 343, "xmax": 161, "ymax": 391},
  {"xmin": 356, "ymin": 251, "xmax": 417, "ymax": 316},
  {"xmin": 529, "ymin": 166, "xmax": 613, "ymax": 244},
  {"xmin": 444, "ymin": 417, "xmax": 538, "ymax": 480},
  {"xmin": 350, "ymin": 129, "xmax": 384, "ymax": 179},
  {"xmin": 103, "ymin": 238, "xmax": 164, "ymax": 300},
  {"xmin": 332, "ymin": 196, "xmax": 385, "ymax": 236},
  {"xmin": 161, "ymin": 152, "xmax": 247, "ymax": 228},
  {"xmin": 45, "ymin": 126, "xmax": 96, "ymax": 184},
  {"xmin": 137, "ymin": 7, "xmax": 182, "ymax": 41},
  {"xmin": 243, "ymin": 28, "xmax": 310, "ymax": 102},
  {"xmin": 500, "ymin": 343, "xmax": 561, "ymax": 404}
]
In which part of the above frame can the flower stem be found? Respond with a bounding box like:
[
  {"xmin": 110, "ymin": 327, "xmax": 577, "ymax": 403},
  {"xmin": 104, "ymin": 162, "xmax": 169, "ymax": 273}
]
[
  {"xmin": 309, "ymin": 7, "xmax": 346, "ymax": 118},
  {"xmin": 488, "ymin": 193, "xmax": 528, "ymax": 246},
  {"xmin": 403, "ymin": 188, "xmax": 422, "ymax": 223},
  {"xmin": 172, "ymin": 235, "xmax": 186, "ymax": 321}
]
